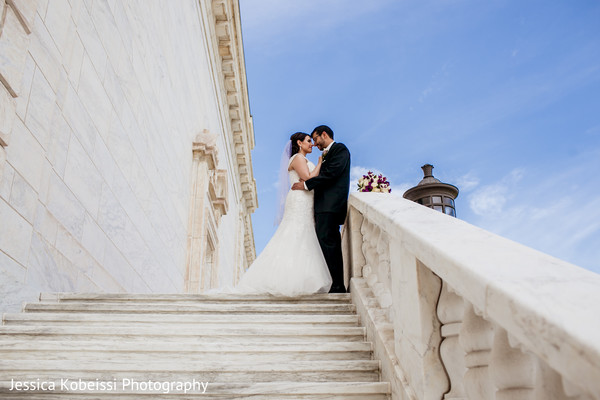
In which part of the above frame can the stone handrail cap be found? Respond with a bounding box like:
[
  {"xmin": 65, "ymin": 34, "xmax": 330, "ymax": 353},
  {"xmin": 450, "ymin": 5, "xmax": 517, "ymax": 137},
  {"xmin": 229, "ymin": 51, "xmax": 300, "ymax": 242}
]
[{"xmin": 349, "ymin": 192, "xmax": 600, "ymax": 397}]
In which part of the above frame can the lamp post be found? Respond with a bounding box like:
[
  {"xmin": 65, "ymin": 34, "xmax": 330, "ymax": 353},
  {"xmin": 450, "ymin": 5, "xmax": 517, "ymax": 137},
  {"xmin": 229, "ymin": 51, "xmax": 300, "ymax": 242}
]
[{"xmin": 403, "ymin": 164, "xmax": 459, "ymax": 217}]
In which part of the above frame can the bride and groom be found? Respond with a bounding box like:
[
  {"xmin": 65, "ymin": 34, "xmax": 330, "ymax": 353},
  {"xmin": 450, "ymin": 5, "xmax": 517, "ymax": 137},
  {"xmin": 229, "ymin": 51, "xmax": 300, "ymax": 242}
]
[{"xmin": 237, "ymin": 125, "xmax": 351, "ymax": 296}]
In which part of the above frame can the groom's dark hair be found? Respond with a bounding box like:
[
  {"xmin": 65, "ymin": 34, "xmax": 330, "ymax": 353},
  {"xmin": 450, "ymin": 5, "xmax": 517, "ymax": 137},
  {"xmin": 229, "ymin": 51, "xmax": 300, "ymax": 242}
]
[{"xmin": 312, "ymin": 125, "xmax": 334, "ymax": 140}]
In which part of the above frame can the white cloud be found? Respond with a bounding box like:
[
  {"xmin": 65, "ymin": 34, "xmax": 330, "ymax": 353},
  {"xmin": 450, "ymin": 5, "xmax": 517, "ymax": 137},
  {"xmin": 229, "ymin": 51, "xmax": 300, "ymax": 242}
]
[
  {"xmin": 468, "ymin": 168, "xmax": 523, "ymax": 216},
  {"xmin": 390, "ymin": 182, "xmax": 414, "ymax": 197},
  {"xmin": 462, "ymin": 158, "xmax": 600, "ymax": 273},
  {"xmin": 456, "ymin": 172, "xmax": 480, "ymax": 192},
  {"xmin": 469, "ymin": 184, "xmax": 508, "ymax": 216}
]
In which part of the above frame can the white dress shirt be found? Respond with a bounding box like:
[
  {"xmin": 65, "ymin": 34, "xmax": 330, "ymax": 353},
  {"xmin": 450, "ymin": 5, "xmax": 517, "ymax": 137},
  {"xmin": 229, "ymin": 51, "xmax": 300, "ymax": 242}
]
[{"xmin": 322, "ymin": 141, "xmax": 335, "ymax": 156}]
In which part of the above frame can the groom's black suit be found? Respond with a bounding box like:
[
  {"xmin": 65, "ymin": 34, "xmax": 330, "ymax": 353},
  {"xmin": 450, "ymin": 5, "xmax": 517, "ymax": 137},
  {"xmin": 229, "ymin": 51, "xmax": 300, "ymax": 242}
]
[{"xmin": 305, "ymin": 142, "xmax": 351, "ymax": 292}]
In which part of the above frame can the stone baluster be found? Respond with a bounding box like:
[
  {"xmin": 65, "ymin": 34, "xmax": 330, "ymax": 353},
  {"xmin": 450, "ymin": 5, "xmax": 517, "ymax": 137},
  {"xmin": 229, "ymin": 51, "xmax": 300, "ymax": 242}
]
[
  {"xmin": 345, "ymin": 195, "xmax": 600, "ymax": 400},
  {"xmin": 375, "ymin": 230, "xmax": 390, "ymax": 284},
  {"xmin": 360, "ymin": 221, "xmax": 379, "ymax": 287},
  {"xmin": 373, "ymin": 232, "xmax": 393, "ymax": 319},
  {"xmin": 459, "ymin": 304, "xmax": 495, "ymax": 400},
  {"xmin": 366, "ymin": 224, "xmax": 381, "ymax": 288},
  {"xmin": 492, "ymin": 330, "xmax": 593, "ymax": 400},
  {"xmin": 360, "ymin": 222, "xmax": 372, "ymax": 283},
  {"xmin": 560, "ymin": 377, "xmax": 594, "ymax": 400},
  {"xmin": 490, "ymin": 328, "xmax": 535, "ymax": 400},
  {"xmin": 343, "ymin": 207, "xmax": 365, "ymax": 280},
  {"xmin": 437, "ymin": 281, "xmax": 466, "ymax": 399},
  {"xmin": 359, "ymin": 220, "xmax": 393, "ymax": 316},
  {"xmin": 389, "ymin": 245, "xmax": 448, "ymax": 399}
]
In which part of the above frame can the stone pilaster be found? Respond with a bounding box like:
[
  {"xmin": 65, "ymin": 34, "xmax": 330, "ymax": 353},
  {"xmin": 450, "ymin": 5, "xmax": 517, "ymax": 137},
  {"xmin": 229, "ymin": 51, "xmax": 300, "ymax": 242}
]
[{"xmin": 186, "ymin": 131, "xmax": 229, "ymax": 293}]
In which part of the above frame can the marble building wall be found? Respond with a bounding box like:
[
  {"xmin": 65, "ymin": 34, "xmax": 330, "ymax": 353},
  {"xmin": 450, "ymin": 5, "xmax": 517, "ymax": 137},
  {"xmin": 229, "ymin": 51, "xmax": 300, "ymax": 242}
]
[{"xmin": 0, "ymin": 0, "xmax": 254, "ymax": 312}]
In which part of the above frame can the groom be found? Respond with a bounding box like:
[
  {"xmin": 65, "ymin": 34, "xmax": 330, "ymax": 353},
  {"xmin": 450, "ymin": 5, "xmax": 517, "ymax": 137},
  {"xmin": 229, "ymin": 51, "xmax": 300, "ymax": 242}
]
[{"xmin": 292, "ymin": 125, "xmax": 351, "ymax": 293}]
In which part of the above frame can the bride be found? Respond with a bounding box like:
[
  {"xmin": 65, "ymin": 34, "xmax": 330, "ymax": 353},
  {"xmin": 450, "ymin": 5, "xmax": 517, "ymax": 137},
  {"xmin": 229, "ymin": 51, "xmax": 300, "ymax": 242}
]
[{"xmin": 236, "ymin": 132, "xmax": 332, "ymax": 296}]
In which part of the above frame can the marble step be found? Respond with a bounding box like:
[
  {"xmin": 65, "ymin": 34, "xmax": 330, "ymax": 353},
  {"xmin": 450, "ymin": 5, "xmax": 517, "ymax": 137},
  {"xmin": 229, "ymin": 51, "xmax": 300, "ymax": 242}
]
[
  {"xmin": 0, "ymin": 322, "xmax": 359, "ymax": 333},
  {"xmin": 0, "ymin": 359, "xmax": 381, "ymax": 382},
  {"xmin": 2, "ymin": 312, "xmax": 359, "ymax": 326},
  {"xmin": 39, "ymin": 292, "xmax": 352, "ymax": 303},
  {"xmin": 23, "ymin": 302, "xmax": 356, "ymax": 314},
  {"xmin": 0, "ymin": 293, "xmax": 390, "ymax": 399},
  {"xmin": 0, "ymin": 325, "xmax": 365, "ymax": 342},
  {"xmin": 0, "ymin": 339, "xmax": 372, "ymax": 353},
  {"xmin": 0, "ymin": 381, "xmax": 390, "ymax": 399},
  {"xmin": 0, "ymin": 340, "xmax": 373, "ymax": 361}
]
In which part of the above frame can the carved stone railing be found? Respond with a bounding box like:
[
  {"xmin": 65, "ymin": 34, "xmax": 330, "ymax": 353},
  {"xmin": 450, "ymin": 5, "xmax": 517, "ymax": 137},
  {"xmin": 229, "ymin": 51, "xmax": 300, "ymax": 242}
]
[{"xmin": 342, "ymin": 193, "xmax": 600, "ymax": 400}]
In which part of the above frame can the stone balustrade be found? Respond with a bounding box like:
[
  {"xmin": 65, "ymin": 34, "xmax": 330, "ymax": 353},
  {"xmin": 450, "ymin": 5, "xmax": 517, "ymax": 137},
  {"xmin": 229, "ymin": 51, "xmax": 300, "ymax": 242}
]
[{"xmin": 342, "ymin": 192, "xmax": 600, "ymax": 400}]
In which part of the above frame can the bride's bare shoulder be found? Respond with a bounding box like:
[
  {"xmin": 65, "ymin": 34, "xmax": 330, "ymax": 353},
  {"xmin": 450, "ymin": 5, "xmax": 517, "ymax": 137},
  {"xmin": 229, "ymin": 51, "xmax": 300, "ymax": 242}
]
[{"xmin": 288, "ymin": 154, "xmax": 307, "ymax": 171}]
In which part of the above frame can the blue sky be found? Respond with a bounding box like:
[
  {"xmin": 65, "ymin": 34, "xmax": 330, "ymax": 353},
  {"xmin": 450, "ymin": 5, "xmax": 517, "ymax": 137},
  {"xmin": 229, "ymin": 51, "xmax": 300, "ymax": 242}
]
[{"xmin": 239, "ymin": 0, "xmax": 600, "ymax": 273}]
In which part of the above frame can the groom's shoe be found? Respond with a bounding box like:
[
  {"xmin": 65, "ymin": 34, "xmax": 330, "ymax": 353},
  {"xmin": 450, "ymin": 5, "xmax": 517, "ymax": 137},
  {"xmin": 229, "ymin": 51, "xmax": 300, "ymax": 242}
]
[{"xmin": 329, "ymin": 286, "xmax": 347, "ymax": 293}]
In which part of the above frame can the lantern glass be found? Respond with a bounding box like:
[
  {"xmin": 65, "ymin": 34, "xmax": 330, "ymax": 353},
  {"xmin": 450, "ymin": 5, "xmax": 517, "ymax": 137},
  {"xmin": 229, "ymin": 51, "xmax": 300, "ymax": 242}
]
[{"xmin": 443, "ymin": 197, "xmax": 454, "ymax": 206}]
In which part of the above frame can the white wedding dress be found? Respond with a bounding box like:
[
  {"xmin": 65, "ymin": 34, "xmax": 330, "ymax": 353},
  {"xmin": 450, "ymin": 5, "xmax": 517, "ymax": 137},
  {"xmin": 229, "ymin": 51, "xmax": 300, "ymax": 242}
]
[{"xmin": 236, "ymin": 154, "xmax": 332, "ymax": 296}]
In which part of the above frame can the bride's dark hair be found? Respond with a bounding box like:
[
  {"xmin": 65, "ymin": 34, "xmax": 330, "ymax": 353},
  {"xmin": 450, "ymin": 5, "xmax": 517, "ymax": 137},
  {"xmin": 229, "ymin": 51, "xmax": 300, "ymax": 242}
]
[{"xmin": 289, "ymin": 132, "xmax": 309, "ymax": 157}]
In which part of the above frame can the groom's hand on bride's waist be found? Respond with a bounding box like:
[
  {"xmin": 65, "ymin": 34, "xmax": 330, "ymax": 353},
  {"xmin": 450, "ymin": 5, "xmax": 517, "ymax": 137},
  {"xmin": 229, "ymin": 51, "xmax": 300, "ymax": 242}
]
[{"xmin": 291, "ymin": 181, "xmax": 306, "ymax": 191}]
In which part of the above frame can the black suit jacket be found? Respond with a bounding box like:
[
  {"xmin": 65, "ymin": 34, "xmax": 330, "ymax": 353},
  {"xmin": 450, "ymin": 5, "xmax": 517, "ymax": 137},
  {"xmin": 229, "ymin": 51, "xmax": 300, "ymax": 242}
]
[{"xmin": 305, "ymin": 142, "xmax": 351, "ymax": 222}]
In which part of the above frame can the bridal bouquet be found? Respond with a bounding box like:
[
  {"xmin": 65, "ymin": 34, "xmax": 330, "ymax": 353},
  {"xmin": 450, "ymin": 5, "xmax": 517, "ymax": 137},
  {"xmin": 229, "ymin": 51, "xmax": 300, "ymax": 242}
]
[{"xmin": 357, "ymin": 171, "xmax": 391, "ymax": 193}]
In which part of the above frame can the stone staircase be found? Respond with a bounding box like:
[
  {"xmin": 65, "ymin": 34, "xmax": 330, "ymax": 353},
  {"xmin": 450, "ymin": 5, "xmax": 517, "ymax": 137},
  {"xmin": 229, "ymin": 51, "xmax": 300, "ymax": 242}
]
[{"xmin": 0, "ymin": 293, "xmax": 390, "ymax": 399}]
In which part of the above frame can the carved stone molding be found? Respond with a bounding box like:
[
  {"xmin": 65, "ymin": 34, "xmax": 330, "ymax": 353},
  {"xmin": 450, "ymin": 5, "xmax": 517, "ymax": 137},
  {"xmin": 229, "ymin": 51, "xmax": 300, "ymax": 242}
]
[
  {"xmin": 209, "ymin": 169, "xmax": 228, "ymax": 223},
  {"xmin": 208, "ymin": 0, "xmax": 257, "ymax": 265},
  {"xmin": 193, "ymin": 130, "xmax": 218, "ymax": 169},
  {"xmin": 186, "ymin": 131, "xmax": 229, "ymax": 293}
]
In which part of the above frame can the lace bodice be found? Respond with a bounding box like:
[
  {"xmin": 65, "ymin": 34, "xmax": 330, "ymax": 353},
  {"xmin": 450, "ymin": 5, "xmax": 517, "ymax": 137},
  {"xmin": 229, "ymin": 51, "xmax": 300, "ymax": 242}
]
[{"xmin": 288, "ymin": 154, "xmax": 315, "ymax": 184}]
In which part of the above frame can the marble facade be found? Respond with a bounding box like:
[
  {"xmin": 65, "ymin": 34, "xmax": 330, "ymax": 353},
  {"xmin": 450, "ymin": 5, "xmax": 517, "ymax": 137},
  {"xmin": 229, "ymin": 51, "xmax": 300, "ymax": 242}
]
[{"xmin": 0, "ymin": 0, "xmax": 257, "ymax": 311}]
